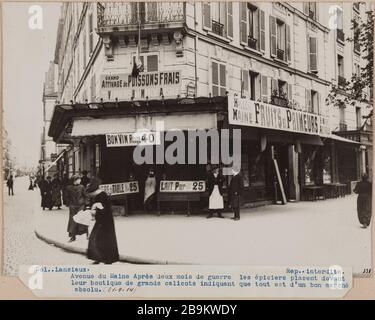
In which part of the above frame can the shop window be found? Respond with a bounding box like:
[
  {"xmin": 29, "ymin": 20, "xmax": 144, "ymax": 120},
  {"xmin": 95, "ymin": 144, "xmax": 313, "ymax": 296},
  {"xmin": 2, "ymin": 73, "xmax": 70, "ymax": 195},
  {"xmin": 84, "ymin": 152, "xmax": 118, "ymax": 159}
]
[
  {"xmin": 270, "ymin": 16, "xmax": 290, "ymax": 62},
  {"xmin": 212, "ymin": 61, "xmax": 226, "ymax": 97},
  {"xmin": 249, "ymin": 153, "xmax": 266, "ymax": 187},
  {"xmin": 322, "ymin": 147, "xmax": 332, "ymax": 184},
  {"xmin": 203, "ymin": 2, "xmax": 233, "ymax": 38},
  {"xmin": 304, "ymin": 151, "xmax": 316, "ymax": 185}
]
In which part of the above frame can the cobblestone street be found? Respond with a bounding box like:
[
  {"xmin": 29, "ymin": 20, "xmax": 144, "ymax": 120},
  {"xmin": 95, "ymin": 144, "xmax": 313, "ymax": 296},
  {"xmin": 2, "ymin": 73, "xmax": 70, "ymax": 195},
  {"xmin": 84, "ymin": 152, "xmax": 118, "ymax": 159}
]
[{"xmin": 3, "ymin": 176, "xmax": 91, "ymax": 276}]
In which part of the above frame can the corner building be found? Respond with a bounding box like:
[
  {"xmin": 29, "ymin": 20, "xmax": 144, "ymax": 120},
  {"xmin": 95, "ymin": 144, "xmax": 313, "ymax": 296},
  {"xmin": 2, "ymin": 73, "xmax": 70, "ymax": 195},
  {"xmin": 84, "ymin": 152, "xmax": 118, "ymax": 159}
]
[{"xmin": 48, "ymin": 2, "xmax": 373, "ymax": 211}]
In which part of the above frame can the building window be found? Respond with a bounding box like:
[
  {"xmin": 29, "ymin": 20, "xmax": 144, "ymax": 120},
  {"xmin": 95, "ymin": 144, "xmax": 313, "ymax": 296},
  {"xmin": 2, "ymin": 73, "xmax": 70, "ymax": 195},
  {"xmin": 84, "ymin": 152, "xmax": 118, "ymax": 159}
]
[
  {"xmin": 353, "ymin": 18, "xmax": 361, "ymax": 54},
  {"xmin": 336, "ymin": 7, "xmax": 345, "ymax": 43},
  {"xmin": 270, "ymin": 16, "xmax": 290, "ymax": 62},
  {"xmin": 271, "ymin": 79, "xmax": 290, "ymax": 108},
  {"xmin": 240, "ymin": 3, "xmax": 265, "ymax": 51},
  {"xmin": 304, "ymin": 3, "xmax": 317, "ymax": 20},
  {"xmin": 311, "ymin": 90, "xmax": 319, "ymax": 114},
  {"xmin": 356, "ymin": 107, "xmax": 362, "ymax": 129},
  {"xmin": 308, "ymin": 36, "xmax": 318, "ymax": 73},
  {"xmin": 138, "ymin": 53, "xmax": 158, "ymax": 72},
  {"xmin": 203, "ymin": 2, "xmax": 233, "ymax": 38},
  {"xmin": 212, "ymin": 61, "xmax": 226, "ymax": 97},
  {"xmin": 337, "ymin": 55, "xmax": 345, "ymax": 86},
  {"xmin": 339, "ymin": 103, "xmax": 347, "ymax": 130},
  {"xmin": 89, "ymin": 12, "xmax": 94, "ymax": 54},
  {"xmin": 241, "ymin": 70, "xmax": 260, "ymax": 100}
]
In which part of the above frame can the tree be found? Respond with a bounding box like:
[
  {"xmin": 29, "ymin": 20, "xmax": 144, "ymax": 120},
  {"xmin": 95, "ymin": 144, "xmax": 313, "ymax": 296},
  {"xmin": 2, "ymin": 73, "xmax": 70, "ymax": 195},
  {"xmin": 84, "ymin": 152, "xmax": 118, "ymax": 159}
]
[{"xmin": 326, "ymin": 7, "xmax": 374, "ymax": 128}]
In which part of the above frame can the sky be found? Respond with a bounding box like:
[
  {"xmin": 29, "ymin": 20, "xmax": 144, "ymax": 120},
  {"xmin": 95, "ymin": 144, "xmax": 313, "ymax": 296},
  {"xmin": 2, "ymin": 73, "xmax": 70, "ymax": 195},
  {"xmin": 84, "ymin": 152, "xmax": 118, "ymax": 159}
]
[{"xmin": 3, "ymin": 2, "xmax": 60, "ymax": 169}]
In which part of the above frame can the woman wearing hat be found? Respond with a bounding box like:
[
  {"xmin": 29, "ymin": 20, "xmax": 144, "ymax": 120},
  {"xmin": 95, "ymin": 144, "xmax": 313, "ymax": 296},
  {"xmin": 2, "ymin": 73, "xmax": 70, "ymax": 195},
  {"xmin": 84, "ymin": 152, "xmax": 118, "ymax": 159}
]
[
  {"xmin": 207, "ymin": 165, "xmax": 224, "ymax": 218},
  {"xmin": 65, "ymin": 175, "xmax": 88, "ymax": 242},
  {"xmin": 354, "ymin": 173, "xmax": 372, "ymax": 228},
  {"xmin": 86, "ymin": 177, "xmax": 119, "ymax": 264}
]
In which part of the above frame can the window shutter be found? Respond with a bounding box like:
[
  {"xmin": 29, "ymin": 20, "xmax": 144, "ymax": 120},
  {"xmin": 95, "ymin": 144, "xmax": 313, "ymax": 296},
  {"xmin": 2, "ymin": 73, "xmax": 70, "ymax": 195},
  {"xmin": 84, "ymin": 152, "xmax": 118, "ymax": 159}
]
[
  {"xmin": 303, "ymin": 3, "xmax": 310, "ymax": 15},
  {"xmin": 271, "ymin": 78, "xmax": 278, "ymax": 96},
  {"xmin": 147, "ymin": 55, "xmax": 158, "ymax": 72},
  {"xmin": 147, "ymin": 3, "xmax": 158, "ymax": 21},
  {"xmin": 220, "ymin": 64, "xmax": 226, "ymax": 96},
  {"xmin": 316, "ymin": 92, "xmax": 321, "ymax": 114},
  {"xmin": 270, "ymin": 16, "xmax": 277, "ymax": 57},
  {"xmin": 309, "ymin": 37, "xmax": 318, "ymax": 72},
  {"xmin": 212, "ymin": 61, "xmax": 219, "ymax": 96},
  {"xmin": 227, "ymin": 3, "xmax": 233, "ymax": 38},
  {"xmin": 286, "ymin": 24, "xmax": 291, "ymax": 62},
  {"xmin": 261, "ymin": 76, "xmax": 268, "ymax": 103},
  {"xmin": 259, "ymin": 10, "xmax": 265, "ymax": 52},
  {"xmin": 91, "ymin": 74, "xmax": 96, "ymax": 102},
  {"xmin": 305, "ymin": 89, "xmax": 312, "ymax": 113},
  {"xmin": 288, "ymin": 83, "xmax": 293, "ymax": 104},
  {"xmin": 240, "ymin": 2, "xmax": 248, "ymax": 44},
  {"xmin": 242, "ymin": 70, "xmax": 249, "ymax": 95},
  {"xmin": 203, "ymin": 3, "xmax": 211, "ymax": 29}
]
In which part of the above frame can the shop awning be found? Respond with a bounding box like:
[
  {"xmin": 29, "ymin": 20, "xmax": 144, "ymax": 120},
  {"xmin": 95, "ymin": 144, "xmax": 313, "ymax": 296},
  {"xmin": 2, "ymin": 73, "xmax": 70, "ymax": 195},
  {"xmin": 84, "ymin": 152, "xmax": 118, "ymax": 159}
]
[
  {"xmin": 71, "ymin": 113, "xmax": 217, "ymax": 137},
  {"xmin": 329, "ymin": 133, "xmax": 362, "ymax": 145}
]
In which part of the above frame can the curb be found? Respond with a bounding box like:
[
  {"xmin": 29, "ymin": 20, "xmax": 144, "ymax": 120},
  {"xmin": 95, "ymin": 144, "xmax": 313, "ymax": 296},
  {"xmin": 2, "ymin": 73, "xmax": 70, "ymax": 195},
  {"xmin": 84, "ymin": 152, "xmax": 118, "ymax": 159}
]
[{"xmin": 34, "ymin": 230, "xmax": 191, "ymax": 265}]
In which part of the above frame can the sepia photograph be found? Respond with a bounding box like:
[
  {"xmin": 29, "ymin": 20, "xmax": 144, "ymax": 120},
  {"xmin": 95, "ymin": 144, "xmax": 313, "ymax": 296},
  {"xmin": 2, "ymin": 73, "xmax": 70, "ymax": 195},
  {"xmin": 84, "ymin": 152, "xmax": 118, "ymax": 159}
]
[{"xmin": 2, "ymin": 1, "xmax": 373, "ymax": 280}]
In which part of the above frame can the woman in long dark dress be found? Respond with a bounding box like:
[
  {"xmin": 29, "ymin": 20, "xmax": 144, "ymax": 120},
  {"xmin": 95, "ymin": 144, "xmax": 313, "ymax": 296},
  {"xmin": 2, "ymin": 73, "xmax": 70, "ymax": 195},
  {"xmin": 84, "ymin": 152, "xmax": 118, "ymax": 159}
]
[
  {"xmin": 354, "ymin": 173, "xmax": 372, "ymax": 228},
  {"xmin": 86, "ymin": 177, "xmax": 119, "ymax": 264},
  {"xmin": 40, "ymin": 176, "xmax": 53, "ymax": 210},
  {"xmin": 66, "ymin": 175, "xmax": 88, "ymax": 242},
  {"xmin": 51, "ymin": 174, "xmax": 62, "ymax": 209}
]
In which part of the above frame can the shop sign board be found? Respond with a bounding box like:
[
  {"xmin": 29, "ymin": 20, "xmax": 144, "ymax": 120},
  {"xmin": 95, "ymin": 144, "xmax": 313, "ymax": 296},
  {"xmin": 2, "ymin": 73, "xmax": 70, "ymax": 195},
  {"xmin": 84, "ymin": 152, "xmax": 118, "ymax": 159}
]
[
  {"xmin": 228, "ymin": 95, "xmax": 331, "ymax": 136},
  {"xmin": 160, "ymin": 180, "xmax": 206, "ymax": 193},
  {"xmin": 100, "ymin": 71, "xmax": 181, "ymax": 100},
  {"xmin": 106, "ymin": 131, "xmax": 161, "ymax": 147},
  {"xmin": 100, "ymin": 181, "xmax": 139, "ymax": 195}
]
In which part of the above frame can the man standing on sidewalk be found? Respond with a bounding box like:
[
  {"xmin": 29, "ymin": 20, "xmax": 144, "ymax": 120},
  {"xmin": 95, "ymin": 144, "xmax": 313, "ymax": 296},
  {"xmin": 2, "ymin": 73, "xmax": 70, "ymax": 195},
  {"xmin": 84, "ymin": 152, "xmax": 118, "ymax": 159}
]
[
  {"xmin": 6, "ymin": 175, "xmax": 14, "ymax": 196},
  {"xmin": 229, "ymin": 168, "xmax": 244, "ymax": 221}
]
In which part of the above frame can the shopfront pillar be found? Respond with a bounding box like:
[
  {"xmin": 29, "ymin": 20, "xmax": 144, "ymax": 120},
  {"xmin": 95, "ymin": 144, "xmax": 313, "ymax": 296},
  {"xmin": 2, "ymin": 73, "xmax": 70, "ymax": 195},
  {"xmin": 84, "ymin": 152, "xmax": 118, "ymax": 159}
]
[{"xmin": 288, "ymin": 145, "xmax": 300, "ymax": 201}]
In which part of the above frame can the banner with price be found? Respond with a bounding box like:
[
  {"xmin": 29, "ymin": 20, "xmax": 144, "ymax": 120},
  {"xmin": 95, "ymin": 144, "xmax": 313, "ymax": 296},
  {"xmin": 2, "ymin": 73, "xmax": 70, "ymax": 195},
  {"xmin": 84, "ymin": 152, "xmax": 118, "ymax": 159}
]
[
  {"xmin": 100, "ymin": 181, "xmax": 139, "ymax": 195},
  {"xmin": 159, "ymin": 181, "xmax": 206, "ymax": 193}
]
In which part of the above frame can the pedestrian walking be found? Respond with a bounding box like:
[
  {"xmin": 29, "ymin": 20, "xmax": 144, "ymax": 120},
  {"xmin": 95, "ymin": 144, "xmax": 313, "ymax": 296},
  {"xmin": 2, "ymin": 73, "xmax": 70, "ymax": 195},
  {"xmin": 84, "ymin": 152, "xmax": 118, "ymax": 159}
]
[
  {"xmin": 66, "ymin": 175, "xmax": 88, "ymax": 242},
  {"xmin": 229, "ymin": 167, "xmax": 244, "ymax": 221},
  {"xmin": 86, "ymin": 177, "xmax": 119, "ymax": 265},
  {"xmin": 28, "ymin": 176, "xmax": 34, "ymax": 190},
  {"xmin": 40, "ymin": 176, "xmax": 53, "ymax": 210},
  {"xmin": 207, "ymin": 165, "xmax": 224, "ymax": 218},
  {"xmin": 144, "ymin": 169, "xmax": 157, "ymax": 213},
  {"xmin": 51, "ymin": 174, "xmax": 62, "ymax": 209},
  {"xmin": 354, "ymin": 173, "xmax": 372, "ymax": 228},
  {"xmin": 6, "ymin": 175, "xmax": 14, "ymax": 196},
  {"xmin": 61, "ymin": 173, "xmax": 71, "ymax": 206}
]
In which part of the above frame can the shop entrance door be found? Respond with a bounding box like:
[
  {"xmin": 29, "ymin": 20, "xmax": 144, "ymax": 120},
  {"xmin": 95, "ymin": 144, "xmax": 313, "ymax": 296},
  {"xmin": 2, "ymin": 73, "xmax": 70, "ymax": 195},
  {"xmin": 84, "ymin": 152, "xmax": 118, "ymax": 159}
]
[{"xmin": 272, "ymin": 144, "xmax": 290, "ymax": 202}]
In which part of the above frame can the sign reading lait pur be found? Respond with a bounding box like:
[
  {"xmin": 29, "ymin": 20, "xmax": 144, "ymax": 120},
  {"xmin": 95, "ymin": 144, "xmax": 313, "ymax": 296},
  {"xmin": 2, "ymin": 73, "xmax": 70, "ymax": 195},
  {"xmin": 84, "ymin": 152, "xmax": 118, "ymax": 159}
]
[
  {"xmin": 100, "ymin": 71, "xmax": 181, "ymax": 100},
  {"xmin": 228, "ymin": 95, "xmax": 330, "ymax": 136},
  {"xmin": 106, "ymin": 131, "xmax": 161, "ymax": 147},
  {"xmin": 160, "ymin": 181, "xmax": 206, "ymax": 193},
  {"xmin": 100, "ymin": 181, "xmax": 139, "ymax": 195}
]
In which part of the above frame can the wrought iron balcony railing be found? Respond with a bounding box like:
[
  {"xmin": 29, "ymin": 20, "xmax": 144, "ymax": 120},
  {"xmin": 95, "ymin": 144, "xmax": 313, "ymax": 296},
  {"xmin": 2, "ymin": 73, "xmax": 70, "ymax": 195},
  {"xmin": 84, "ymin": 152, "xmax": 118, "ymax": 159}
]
[
  {"xmin": 271, "ymin": 95, "xmax": 289, "ymax": 108},
  {"xmin": 339, "ymin": 122, "xmax": 348, "ymax": 131},
  {"xmin": 97, "ymin": 2, "xmax": 185, "ymax": 29},
  {"xmin": 337, "ymin": 29, "xmax": 345, "ymax": 43},
  {"xmin": 211, "ymin": 20, "xmax": 224, "ymax": 37},
  {"xmin": 277, "ymin": 48, "xmax": 285, "ymax": 61},
  {"xmin": 248, "ymin": 36, "xmax": 257, "ymax": 50}
]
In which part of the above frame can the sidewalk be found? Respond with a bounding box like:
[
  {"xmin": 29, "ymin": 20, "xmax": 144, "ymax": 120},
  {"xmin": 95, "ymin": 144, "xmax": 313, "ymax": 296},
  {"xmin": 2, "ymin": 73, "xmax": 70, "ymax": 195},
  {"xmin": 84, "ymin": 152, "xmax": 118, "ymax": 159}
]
[{"xmin": 34, "ymin": 195, "xmax": 371, "ymax": 273}]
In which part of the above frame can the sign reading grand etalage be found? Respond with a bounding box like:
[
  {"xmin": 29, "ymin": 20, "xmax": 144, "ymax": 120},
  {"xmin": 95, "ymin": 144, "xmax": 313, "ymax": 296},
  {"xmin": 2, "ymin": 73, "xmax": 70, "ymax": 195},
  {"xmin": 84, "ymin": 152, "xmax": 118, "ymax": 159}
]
[
  {"xmin": 100, "ymin": 71, "xmax": 181, "ymax": 99},
  {"xmin": 228, "ymin": 95, "xmax": 330, "ymax": 136}
]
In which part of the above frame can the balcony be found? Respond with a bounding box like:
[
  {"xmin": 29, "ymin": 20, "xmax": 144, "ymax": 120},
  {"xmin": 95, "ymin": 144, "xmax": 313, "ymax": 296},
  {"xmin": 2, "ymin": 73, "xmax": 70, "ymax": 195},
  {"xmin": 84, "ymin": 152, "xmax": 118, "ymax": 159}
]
[
  {"xmin": 248, "ymin": 36, "xmax": 258, "ymax": 50},
  {"xmin": 97, "ymin": 2, "xmax": 185, "ymax": 35},
  {"xmin": 211, "ymin": 20, "xmax": 224, "ymax": 37},
  {"xmin": 271, "ymin": 94, "xmax": 289, "ymax": 108},
  {"xmin": 277, "ymin": 48, "xmax": 285, "ymax": 61},
  {"xmin": 337, "ymin": 29, "xmax": 345, "ymax": 43},
  {"xmin": 338, "ymin": 75, "xmax": 346, "ymax": 87}
]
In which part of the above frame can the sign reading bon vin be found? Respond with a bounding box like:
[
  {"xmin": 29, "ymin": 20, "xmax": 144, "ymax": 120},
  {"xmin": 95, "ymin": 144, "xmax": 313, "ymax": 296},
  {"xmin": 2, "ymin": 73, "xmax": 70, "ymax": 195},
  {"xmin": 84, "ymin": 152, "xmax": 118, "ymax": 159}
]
[
  {"xmin": 228, "ymin": 95, "xmax": 330, "ymax": 136},
  {"xmin": 100, "ymin": 181, "xmax": 139, "ymax": 196},
  {"xmin": 106, "ymin": 132, "xmax": 160, "ymax": 147}
]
